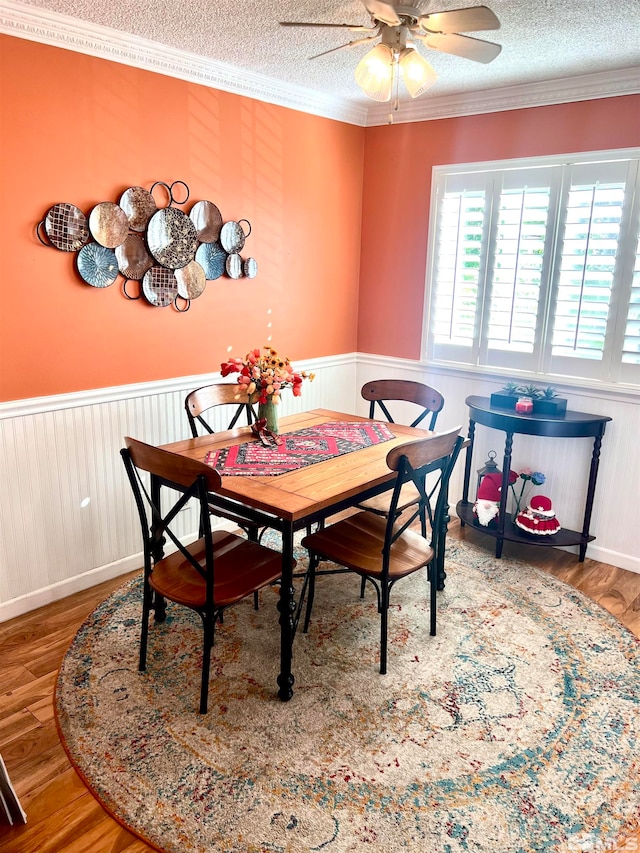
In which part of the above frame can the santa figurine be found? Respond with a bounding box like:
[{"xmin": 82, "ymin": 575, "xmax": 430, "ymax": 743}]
[
  {"xmin": 473, "ymin": 472, "xmax": 507, "ymax": 528},
  {"xmin": 514, "ymin": 495, "xmax": 561, "ymax": 536}
]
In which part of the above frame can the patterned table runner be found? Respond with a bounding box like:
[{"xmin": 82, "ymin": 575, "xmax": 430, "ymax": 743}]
[{"xmin": 205, "ymin": 421, "xmax": 395, "ymax": 476}]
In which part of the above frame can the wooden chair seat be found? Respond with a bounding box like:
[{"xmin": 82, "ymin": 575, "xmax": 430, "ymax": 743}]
[
  {"xmin": 301, "ymin": 512, "xmax": 434, "ymax": 581},
  {"xmin": 150, "ymin": 532, "xmax": 282, "ymax": 610}
]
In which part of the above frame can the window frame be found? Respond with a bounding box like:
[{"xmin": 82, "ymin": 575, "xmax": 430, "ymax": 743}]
[{"xmin": 422, "ymin": 148, "xmax": 640, "ymax": 390}]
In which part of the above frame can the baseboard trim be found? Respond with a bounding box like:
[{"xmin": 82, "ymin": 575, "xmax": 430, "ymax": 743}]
[
  {"xmin": 0, "ymin": 552, "xmax": 145, "ymax": 623},
  {"xmin": 0, "ymin": 522, "xmax": 236, "ymax": 624}
]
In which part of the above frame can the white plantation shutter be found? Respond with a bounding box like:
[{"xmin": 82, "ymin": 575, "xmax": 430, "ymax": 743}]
[
  {"xmin": 623, "ymin": 233, "xmax": 640, "ymax": 364},
  {"xmin": 430, "ymin": 171, "xmax": 489, "ymax": 363},
  {"xmin": 424, "ymin": 150, "xmax": 640, "ymax": 387},
  {"xmin": 546, "ymin": 160, "xmax": 638, "ymax": 380},
  {"xmin": 482, "ymin": 167, "xmax": 558, "ymax": 371}
]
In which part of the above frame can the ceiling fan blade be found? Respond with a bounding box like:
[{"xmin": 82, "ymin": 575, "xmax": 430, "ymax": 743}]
[
  {"xmin": 361, "ymin": 0, "xmax": 401, "ymax": 26},
  {"xmin": 419, "ymin": 6, "xmax": 500, "ymax": 34},
  {"xmin": 425, "ymin": 32, "xmax": 501, "ymax": 63},
  {"xmin": 280, "ymin": 21, "xmax": 375, "ymax": 32},
  {"xmin": 310, "ymin": 34, "xmax": 380, "ymax": 60}
]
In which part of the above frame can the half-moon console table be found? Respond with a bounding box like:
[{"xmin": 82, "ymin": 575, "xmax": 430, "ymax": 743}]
[{"xmin": 457, "ymin": 395, "xmax": 612, "ymax": 561}]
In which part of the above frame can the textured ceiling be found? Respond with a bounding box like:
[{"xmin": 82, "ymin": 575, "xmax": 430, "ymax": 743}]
[{"xmin": 11, "ymin": 0, "xmax": 640, "ymax": 108}]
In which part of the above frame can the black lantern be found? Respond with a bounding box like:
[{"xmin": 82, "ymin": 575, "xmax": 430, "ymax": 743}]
[{"xmin": 476, "ymin": 450, "xmax": 501, "ymax": 499}]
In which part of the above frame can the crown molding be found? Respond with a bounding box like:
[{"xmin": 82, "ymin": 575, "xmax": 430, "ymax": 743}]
[
  {"xmin": 365, "ymin": 66, "xmax": 640, "ymax": 126},
  {"xmin": 1, "ymin": 0, "xmax": 638, "ymax": 129},
  {"xmin": 0, "ymin": 0, "xmax": 368, "ymax": 126}
]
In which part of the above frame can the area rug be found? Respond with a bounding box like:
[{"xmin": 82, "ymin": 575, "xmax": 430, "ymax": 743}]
[{"xmin": 55, "ymin": 535, "xmax": 640, "ymax": 853}]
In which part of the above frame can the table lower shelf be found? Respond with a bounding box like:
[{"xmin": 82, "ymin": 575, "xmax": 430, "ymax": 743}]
[{"xmin": 456, "ymin": 501, "xmax": 595, "ymax": 549}]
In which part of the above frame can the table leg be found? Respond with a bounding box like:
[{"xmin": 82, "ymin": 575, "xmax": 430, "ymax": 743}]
[
  {"xmin": 460, "ymin": 419, "xmax": 476, "ymax": 527},
  {"xmin": 496, "ymin": 432, "xmax": 514, "ymax": 559},
  {"xmin": 437, "ymin": 501, "xmax": 450, "ymax": 591},
  {"xmin": 580, "ymin": 432, "xmax": 604, "ymax": 562},
  {"xmin": 277, "ymin": 521, "xmax": 296, "ymax": 701}
]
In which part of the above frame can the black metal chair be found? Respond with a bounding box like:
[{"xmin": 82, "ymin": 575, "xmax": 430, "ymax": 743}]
[
  {"xmin": 357, "ymin": 379, "xmax": 446, "ymax": 525},
  {"xmin": 121, "ymin": 437, "xmax": 287, "ymax": 714},
  {"xmin": 361, "ymin": 379, "xmax": 444, "ymax": 431},
  {"xmin": 185, "ymin": 383, "xmax": 256, "ymax": 438},
  {"xmin": 301, "ymin": 426, "xmax": 463, "ymax": 674},
  {"xmin": 185, "ymin": 383, "xmax": 264, "ymax": 547}
]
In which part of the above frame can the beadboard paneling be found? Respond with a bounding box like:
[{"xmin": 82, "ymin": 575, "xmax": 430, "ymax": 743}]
[
  {"xmin": 356, "ymin": 356, "xmax": 640, "ymax": 574},
  {"xmin": 0, "ymin": 355, "xmax": 357, "ymax": 621},
  {"xmin": 1, "ymin": 352, "xmax": 637, "ymax": 622}
]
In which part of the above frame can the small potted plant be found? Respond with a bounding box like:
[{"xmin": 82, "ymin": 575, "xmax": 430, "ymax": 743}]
[
  {"xmin": 490, "ymin": 381, "xmax": 521, "ymax": 410},
  {"xmin": 532, "ymin": 385, "xmax": 567, "ymax": 416}
]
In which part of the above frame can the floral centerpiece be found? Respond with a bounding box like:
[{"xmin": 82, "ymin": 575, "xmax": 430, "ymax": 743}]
[
  {"xmin": 510, "ymin": 467, "xmax": 546, "ymax": 515},
  {"xmin": 220, "ymin": 346, "xmax": 314, "ymax": 435}
]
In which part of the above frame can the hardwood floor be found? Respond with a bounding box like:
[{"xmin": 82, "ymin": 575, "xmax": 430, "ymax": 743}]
[{"xmin": 1, "ymin": 521, "xmax": 638, "ymax": 853}]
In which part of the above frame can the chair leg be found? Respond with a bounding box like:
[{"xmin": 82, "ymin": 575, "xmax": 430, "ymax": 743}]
[
  {"xmin": 139, "ymin": 577, "xmax": 153, "ymax": 672},
  {"xmin": 380, "ymin": 583, "xmax": 389, "ymax": 675},
  {"xmin": 303, "ymin": 553, "xmax": 318, "ymax": 633},
  {"xmin": 200, "ymin": 615, "xmax": 215, "ymax": 714},
  {"xmin": 429, "ymin": 560, "xmax": 437, "ymax": 636},
  {"xmin": 247, "ymin": 526, "xmax": 260, "ymax": 609},
  {"xmin": 360, "ymin": 576, "xmax": 366, "ymax": 599}
]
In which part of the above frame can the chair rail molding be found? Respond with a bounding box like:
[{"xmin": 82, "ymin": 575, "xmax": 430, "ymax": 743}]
[
  {"xmin": 0, "ymin": 351, "xmax": 637, "ymax": 623},
  {"xmin": 355, "ymin": 354, "xmax": 640, "ymax": 577},
  {"xmin": 0, "ymin": 354, "xmax": 357, "ymax": 622}
]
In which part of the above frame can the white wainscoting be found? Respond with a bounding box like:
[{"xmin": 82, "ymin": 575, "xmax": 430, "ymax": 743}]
[
  {"xmin": 0, "ymin": 352, "xmax": 637, "ymax": 622},
  {"xmin": 0, "ymin": 354, "xmax": 357, "ymax": 622},
  {"xmin": 356, "ymin": 355, "xmax": 640, "ymax": 576}
]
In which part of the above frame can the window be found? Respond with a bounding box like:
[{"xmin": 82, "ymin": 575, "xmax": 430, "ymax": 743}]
[{"xmin": 424, "ymin": 150, "xmax": 640, "ymax": 386}]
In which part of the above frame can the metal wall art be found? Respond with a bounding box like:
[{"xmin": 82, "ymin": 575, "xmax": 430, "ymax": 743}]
[{"xmin": 36, "ymin": 180, "xmax": 258, "ymax": 311}]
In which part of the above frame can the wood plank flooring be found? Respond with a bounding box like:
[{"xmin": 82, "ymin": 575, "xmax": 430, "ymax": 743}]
[{"xmin": 1, "ymin": 521, "xmax": 638, "ymax": 853}]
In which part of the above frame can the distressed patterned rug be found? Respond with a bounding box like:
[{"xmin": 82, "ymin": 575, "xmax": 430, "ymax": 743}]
[{"xmin": 55, "ymin": 535, "xmax": 640, "ymax": 853}]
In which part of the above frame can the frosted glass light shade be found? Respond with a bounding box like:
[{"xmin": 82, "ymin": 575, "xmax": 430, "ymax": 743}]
[
  {"xmin": 354, "ymin": 43, "xmax": 394, "ymax": 101},
  {"xmin": 399, "ymin": 48, "xmax": 437, "ymax": 98}
]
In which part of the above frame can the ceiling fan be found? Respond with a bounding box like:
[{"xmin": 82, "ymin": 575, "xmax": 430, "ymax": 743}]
[{"xmin": 281, "ymin": 1, "xmax": 501, "ymax": 104}]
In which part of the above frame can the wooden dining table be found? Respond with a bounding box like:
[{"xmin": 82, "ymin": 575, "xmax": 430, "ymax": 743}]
[{"xmin": 161, "ymin": 408, "xmax": 437, "ymax": 701}]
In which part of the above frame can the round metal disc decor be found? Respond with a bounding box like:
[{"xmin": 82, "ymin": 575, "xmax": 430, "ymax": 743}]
[
  {"xmin": 119, "ymin": 187, "xmax": 158, "ymax": 231},
  {"xmin": 44, "ymin": 203, "xmax": 90, "ymax": 252},
  {"xmin": 146, "ymin": 207, "xmax": 197, "ymax": 270},
  {"xmin": 195, "ymin": 241, "xmax": 227, "ymax": 280},
  {"xmin": 115, "ymin": 233, "xmax": 154, "ymax": 280},
  {"xmin": 220, "ymin": 220, "xmax": 250, "ymax": 254},
  {"xmin": 226, "ymin": 253, "xmax": 243, "ymax": 280},
  {"xmin": 175, "ymin": 261, "xmax": 206, "ymax": 300},
  {"xmin": 189, "ymin": 200, "xmax": 223, "ymax": 243},
  {"xmin": 142, "ymin": 266, "xmax": 178, "ymax": 307},
  {"xmin": 89, "ymin": 202, "xmax": 130, "ymax": 249},
  {"xmin": 77, "ymin": 242, "xmax": 119, "ymax": 288},
  {"xmin": 243, "ymin": 257, "xmax": 258, "ymax": 279}
]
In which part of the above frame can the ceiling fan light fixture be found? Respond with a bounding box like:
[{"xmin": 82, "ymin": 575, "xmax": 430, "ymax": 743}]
[
  {"xmin": 354, "ymin": 43, "xmax": 394, "ymax": 101},
  {"xmin": 399, "ymin": 47, "xmax": 437, "ymax": 97}
]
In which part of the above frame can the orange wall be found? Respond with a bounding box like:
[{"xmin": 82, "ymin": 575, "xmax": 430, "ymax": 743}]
[
  {"xmin": 0, "ymin": 36, "xmax": 365, "ymax": 402},
  {"xmin": 2, "ymin": 36, "xmax": 638, "ymax": 401},
  {"xmin": 357, "ymin": 96, "xmax": 640, "ymax": 359}
]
